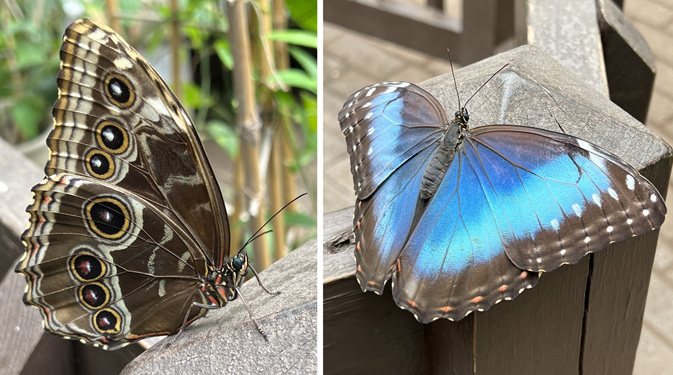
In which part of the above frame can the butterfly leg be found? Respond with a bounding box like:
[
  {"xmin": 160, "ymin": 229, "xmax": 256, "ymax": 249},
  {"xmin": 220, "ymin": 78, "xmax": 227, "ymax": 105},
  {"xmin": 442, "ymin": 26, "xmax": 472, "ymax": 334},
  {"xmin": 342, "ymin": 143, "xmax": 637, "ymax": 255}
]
[{"xmin": 248, "ymin": 264, "xmax": 281, "ymax": 296}]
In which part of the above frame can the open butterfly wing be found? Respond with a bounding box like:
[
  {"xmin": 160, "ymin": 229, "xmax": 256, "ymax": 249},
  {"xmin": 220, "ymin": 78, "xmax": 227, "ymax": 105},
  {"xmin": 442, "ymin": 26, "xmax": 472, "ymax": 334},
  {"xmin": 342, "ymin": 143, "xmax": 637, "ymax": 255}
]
[
  {"xmin": 465, "ymin": 126, "xmax": 666, "ymax": 271},
  {"xmin": 341, "ymin": 81, "xmax": 666, "ymax": 323},
  {"xmin": 340, "ymin": 82, "xmax": 446, "ymax": 292},
  {"xmin": 393, "ymin": 147, "xmax": 539, "ymax": 322}
]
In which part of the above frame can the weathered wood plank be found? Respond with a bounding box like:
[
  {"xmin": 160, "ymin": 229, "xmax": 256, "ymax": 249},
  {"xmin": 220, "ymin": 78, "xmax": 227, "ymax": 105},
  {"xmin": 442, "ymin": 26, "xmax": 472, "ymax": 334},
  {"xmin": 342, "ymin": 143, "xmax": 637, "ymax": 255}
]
[
  {"xmin": 0, "ymin": 136, "xmax": 74, "ymax": 374},
  {"xmin": 598, "ymin": 0, "xmax": 656, "ymax": 123}
]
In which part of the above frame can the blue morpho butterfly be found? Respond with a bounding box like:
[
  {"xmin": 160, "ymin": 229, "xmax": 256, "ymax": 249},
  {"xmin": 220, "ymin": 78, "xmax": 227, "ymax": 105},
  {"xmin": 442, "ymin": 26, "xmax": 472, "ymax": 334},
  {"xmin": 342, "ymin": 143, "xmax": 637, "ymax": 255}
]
[{"xmin": 338, "ymin": 67, "xmax": 667, "ymax": 323}]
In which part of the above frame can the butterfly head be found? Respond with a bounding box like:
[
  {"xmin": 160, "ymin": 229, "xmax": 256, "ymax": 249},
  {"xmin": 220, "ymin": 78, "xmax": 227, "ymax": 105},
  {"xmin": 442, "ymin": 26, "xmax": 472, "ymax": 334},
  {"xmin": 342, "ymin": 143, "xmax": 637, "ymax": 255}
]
[
  {"xmin": 204, "ymin": 253, "xmax": 249, "ymax": 305},
  {"xmin": 454, "ymin": 108, "xmax": 470, "ymax": 127}
]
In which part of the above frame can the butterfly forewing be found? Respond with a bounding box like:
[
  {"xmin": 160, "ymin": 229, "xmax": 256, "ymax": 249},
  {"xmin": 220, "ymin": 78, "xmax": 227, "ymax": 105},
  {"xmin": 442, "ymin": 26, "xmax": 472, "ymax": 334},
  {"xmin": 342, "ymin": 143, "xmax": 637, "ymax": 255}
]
[
  {"xmin": 466, "ymin": 126, "xmax": 666, "ymax": 271},
  {"xmin": 339, "ymin": 82, "xmax": 446, "ymax": 199},
  {"xmin": 49, "ymin": 19, "xmax": 229, "ymax": 263},
  {"xmin": 339, "ymin": 81, "xmax": 666, "ymax": 323}
]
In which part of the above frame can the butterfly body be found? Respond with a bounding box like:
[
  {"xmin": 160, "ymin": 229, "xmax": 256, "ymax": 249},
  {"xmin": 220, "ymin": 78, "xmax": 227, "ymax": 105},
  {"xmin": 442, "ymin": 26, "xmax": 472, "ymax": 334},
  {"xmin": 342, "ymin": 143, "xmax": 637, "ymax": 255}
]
[
  {"xmin": 15, "ymin": 19, "xmax": 252, "ymax": 350},
  {"xmin": 339, "ymin": 80, "xmax": 666, "ymax": 323}
]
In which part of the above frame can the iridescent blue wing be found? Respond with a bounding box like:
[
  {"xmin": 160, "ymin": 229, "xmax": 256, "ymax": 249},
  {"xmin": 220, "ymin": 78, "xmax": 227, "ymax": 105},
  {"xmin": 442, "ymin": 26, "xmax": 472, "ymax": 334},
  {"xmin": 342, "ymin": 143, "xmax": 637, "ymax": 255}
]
[
  {"xmin": 392, "ymin": 124, "xmax": 665, "ymax": 322},
  {"xmin": 462, "ymin": 126, "xmax": 666, "ymax": 272},
  {"xmin": 339, "ymin": 81, "xmax": 666, "ymax": 323},
  {"xmin": 339, "ymin": 82, "xmax": 445, "ymax": 198}
]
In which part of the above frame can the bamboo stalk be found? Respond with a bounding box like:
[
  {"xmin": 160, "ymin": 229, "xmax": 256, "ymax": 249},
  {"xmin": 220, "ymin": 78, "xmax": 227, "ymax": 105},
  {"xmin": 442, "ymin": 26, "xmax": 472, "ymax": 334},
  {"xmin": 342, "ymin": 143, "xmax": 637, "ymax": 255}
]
[
  {"xmin": 105, "ymin": 0, "xmax": 120, "ymax": 31},
  {"xmin": 169, "ymin": 0, "xmax": 181, "ymax": 97},
  {"xmin": 271, "ymin": 0, "xmax": 299, "ymax": 208},
  {"xmin": 227, "ymin": 0, "xmax": 270, "ymax": 269}
]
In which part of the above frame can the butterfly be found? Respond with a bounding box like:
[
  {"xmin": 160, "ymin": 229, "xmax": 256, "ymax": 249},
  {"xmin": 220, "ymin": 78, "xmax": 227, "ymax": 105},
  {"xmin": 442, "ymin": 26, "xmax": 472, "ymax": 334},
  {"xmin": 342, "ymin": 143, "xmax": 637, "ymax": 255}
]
[
  {"xmin": 15, "ymin": 18, "xmax": 276, "ymax": 350},
  {"xmin": 338, "ymin": 76, "xmax": 666, "ymax": 323}
]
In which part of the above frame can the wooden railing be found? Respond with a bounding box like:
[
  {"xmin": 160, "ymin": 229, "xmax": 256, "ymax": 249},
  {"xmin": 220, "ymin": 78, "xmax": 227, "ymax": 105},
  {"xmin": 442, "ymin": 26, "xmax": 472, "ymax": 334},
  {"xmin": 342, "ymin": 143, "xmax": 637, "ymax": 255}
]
[{"xmin": 323, "ymin": 0, "xmax": 669, "ymax": 374}]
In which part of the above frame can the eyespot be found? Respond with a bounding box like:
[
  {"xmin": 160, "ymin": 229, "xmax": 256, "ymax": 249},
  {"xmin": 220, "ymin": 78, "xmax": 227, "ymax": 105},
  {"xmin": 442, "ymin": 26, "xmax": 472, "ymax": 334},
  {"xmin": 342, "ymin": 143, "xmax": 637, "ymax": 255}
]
[
  {"xmin": 84, "ymin": 196, "xmax": 130, "ymax": 240},
  {"xmin": 70, "ymin": 251, "xmax": 106, "ymax": 282},
  {"xmin": 104, "ymin": 74, "xmax": 135, "ymax": 108},
  {"xmin": 96, "ymin": 121, "xmax": 129, "ymax": 154},
  {"xmin": 85, "ymin": 150, "xmax": 114, "ymax": 179},
  {"xmin": 92, "ymin": 308, "xmax": 121, "ymax": 334}
]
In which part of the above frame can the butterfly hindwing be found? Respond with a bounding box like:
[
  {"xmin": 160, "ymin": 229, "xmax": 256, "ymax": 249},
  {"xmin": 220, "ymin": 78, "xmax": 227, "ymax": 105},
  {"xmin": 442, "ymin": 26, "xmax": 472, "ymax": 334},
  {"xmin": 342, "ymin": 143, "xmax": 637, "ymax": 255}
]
[{"xmin": 19, "ymin": 174, "xmax": 208, "ymax": 347}]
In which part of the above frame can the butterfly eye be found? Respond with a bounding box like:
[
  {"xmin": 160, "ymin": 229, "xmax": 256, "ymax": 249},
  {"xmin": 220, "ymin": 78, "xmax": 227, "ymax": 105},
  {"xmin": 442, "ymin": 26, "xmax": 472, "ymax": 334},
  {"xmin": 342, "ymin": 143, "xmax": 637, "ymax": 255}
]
[
  {"xmin": 454, "ymin": 111, "xmax": 460, "ymax": 117},
  {"xmin": 463, "ymin": 113, "xmax": 469, "ymax": 121},
  {"xmin": 232, "ymin": 257, "xmax": 244, "ymax": 271},
  {"xmin": 232, "ymin": 258, "xmax": 243, "ymax": 270}
]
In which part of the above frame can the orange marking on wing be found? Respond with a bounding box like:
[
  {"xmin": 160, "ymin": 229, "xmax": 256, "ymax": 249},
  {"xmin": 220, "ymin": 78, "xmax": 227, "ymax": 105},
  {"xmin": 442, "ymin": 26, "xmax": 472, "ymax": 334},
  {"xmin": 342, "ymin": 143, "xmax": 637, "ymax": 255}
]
[
  {"xmin": 407, "ymin": 300, "xmax": 418, "ymax": 308},
  {"xmin": 356, "ymin": 221, "xmax": 360, "ymax": 228},
  {"xmin": 499, "ymin": 285, "xmax": 507, "ymax": 292},
  {"xmin": 356, "ymin": 241, "xmax": 360, "ymax": 250},
  {"xmin": 520, "ymin": 271, "xmax": 528, "ymax": 279},
  {"xmin": 357, "ymin": 265, "xmax": 362, "ymax": 272},
  {"xmin": 441, "ymin": 306, "xmax": 452, "ymax": 313},
  {"xmin": 472, "ymin": 296, "xmax": 483, "ymax": 304}
]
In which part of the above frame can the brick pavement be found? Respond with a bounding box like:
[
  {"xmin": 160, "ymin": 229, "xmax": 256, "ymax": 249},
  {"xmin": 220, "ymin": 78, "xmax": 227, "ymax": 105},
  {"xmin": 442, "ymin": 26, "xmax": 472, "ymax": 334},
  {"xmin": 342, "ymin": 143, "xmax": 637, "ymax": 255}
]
[{"xmin": 323, "ymin": 1, "xmax": 673, "ymax": 372}]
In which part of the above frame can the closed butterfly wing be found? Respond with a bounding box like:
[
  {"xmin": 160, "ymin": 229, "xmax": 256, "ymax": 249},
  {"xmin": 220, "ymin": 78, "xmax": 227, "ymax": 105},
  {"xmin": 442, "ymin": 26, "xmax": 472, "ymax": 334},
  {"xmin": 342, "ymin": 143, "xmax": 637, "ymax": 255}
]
[{"xmin": 17, "ymin": 18, "xmax": 234, "ymax": 349}]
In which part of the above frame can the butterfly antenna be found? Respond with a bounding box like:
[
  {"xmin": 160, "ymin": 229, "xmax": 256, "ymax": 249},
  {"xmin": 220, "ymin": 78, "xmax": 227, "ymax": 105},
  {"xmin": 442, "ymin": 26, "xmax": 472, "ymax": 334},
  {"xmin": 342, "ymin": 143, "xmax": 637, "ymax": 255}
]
[
  {"xmin": 463, "ymin": 63, "xmax": 510, "ymax": 109},
  {"xmin": 447, "ymin": 49, "xmax": 461, "ymax": 111},
  {"xmin": 237, "ymin": 192, "xmax": 307, "ymax": 255}
]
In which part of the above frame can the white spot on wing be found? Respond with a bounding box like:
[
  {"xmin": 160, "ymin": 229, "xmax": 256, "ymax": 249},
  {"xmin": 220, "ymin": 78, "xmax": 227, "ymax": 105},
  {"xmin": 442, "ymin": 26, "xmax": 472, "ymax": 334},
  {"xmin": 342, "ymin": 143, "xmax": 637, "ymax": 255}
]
[
  {"xmin": 572, "ymin": 203, "xmax": 582, "ymax": 216},
  {"xmin": 367, "ymin": 127, "xmax": 375, "ymax": 135},
  {"xmin": 560, "ymin": 249, "xmax": 566, "ymax": 256},
  {"xmin": 627, "ymin": 218, "xmax": 633, "ymax": 225},
  {"xmin": 367, "ymin": 147, "xmax": 373, "ymax": 156},
  {"xmin": 584, "ymin": 237, "xmax": 590, "ymax": 244},
  {"xmin": 626, "ymin": 175, "xmax": 635, "ymax": 191},
  {"xmin": 643, "ymin": 209, "xmax": 650, "ymax": 216},
  {"xmin": 607, "ymin": 226, "xmax": 613, "ymax": 233},
  {"xmin": 551, "ymin": 219, "xmax": 560, "ymax": 231},
  {"xmin": 608, "ymin": 188, "xmax": 619, "ymax": 201},
  {"xmin": 650, "ymin": 194, "xmax": 657, "ymax": 202},
  {"xmin": 592, "ymin": 193, "xmax": 602, "ymax": 207},
  {"xmin": 366, "ymin": 87, "xmax": 376, "ymax": 97},
  {"xmin": 364, "ymin": 113, "xmax": 373, "ymax": 120},
  {"xmin": 113, "ymin": 57, "xmax": 133, "ymax": 70}
]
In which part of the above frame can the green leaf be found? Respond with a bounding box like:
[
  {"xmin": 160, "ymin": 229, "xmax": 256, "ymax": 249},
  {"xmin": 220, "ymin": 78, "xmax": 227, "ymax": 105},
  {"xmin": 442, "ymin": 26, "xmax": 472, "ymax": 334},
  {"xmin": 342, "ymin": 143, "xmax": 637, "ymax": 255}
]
[
  {"xmin": 206, "ymin": 120, "xmax": 239, "ymax": 159},
  {"xmin": 11, "ymin": 96, "xmax": 45, "ymax": 140},
  {"xmin": 286, "ymin": 0, "xmax": 317, "ymax": 32},
  {"xmin": 16, "ymin": 41, "xmax": 47, "ymax": 67},
  {"xmin": 275, "ymin": 69, "xmax": 317, "ymax": 93},
  {"xmin": 214, "ymin": 39, "xmax": 234, "ymax": 70},
  {"xmin": 284, "ymin": 211, "xmax": 317, "ymax": 228},
  {"xmin": 289, "ymin": 45, "xmax": 317, "ymax": 79},
  {"xmin": 265, "ymin": 30, "xmax": 317, "ymax": 48}
]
